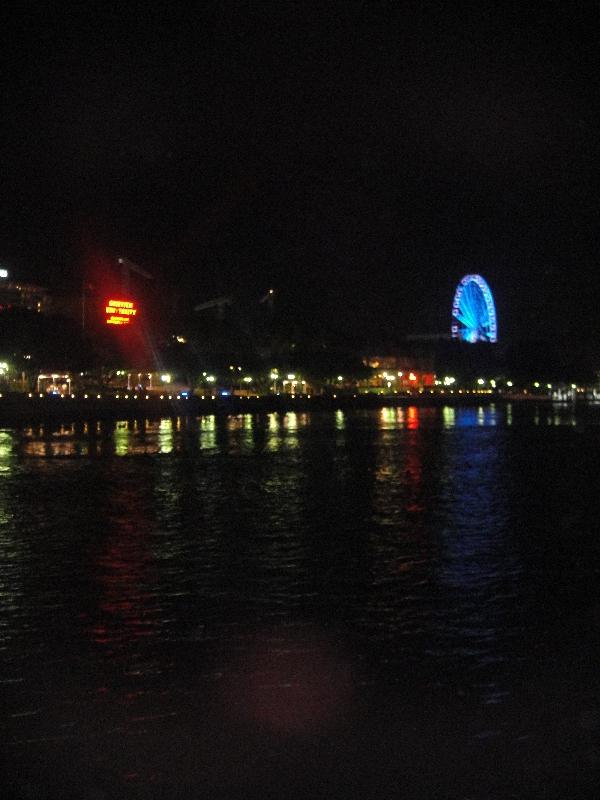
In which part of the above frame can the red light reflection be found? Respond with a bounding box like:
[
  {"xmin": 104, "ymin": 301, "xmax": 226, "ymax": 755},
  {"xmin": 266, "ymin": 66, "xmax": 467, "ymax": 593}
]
[{"xmin": 407, "ymin": 406, "xmax": 419, "ymax": 430}]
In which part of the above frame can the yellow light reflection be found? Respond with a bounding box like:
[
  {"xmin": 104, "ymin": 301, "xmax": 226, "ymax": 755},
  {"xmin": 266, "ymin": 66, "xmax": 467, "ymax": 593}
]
[
  {"xmin": 0, "ymin": 431, "xmax": 14, "ymax": 474},
  {"xmin": 158, "ymin": 418, "xmax": 173, "ymax": 454},
  {"xmin": 199, "ymin": 415, "xmax": 216, "ymax": 450},
  {"xmin": 285, "ymin": 412, "xmax": 298, "ymax": 431},
  {"xmin": 114, "ymin": 421, "xmax": 130, "ymax": 456},
  {"xmin": 443, "ymin": 407, "xmax": 455, "ymax": 429}
]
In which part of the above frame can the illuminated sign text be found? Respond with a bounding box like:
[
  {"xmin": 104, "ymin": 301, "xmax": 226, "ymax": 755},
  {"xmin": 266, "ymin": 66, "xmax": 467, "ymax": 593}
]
[{"xmin": 105, "ymin": 299, "xmax": 137, "ymax": 326}]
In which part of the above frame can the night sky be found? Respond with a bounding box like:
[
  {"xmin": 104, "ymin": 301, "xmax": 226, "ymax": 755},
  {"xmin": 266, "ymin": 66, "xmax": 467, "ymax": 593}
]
[{"xmin": 2, "ymin": 2, "xmax": 598, "ymax": 347}]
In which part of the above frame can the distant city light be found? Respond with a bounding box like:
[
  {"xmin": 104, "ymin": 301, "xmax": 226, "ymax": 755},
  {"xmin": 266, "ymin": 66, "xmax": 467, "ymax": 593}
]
[
  {"xmin": 337, "ymin": 375, "xmax": 343, "ymax": 381},
  {"xmin": 242, "ymin": 376, "xmax": 252, "ymax": 383},
  {"xmin": 507, "ymin": 380, "xmax": 513, "ymax": 387},
  {"xmin": 534, "ymin": 381, "xmax": 540, "ymax": 388},
  {"xmin": 161, "ymin": 374, "xmax": 171, "ymax": 383},
  {"xmin": 409, "ymin": 372, "xmax": 417, "ymax": 381},
  {"xmin": 0, "ymin": 269, "xmax": 8, "ymax": 279},
  {"xmin": 477, "ymin": 378, "xmax": 485, "ymax": 385},
  {"xmin": 206, "ymin": 375, "xmax": 216, "ymax": 383},
  {"xmin": 287, "ymin": 374, "xmax": 296, "ymax": 381},
  {"xmin": 269, "ymin": 371, "xmax": 278, "ymax": 380},
  {"xmin": 443, "ymin": 376, "xmax": 455, "ymax": 386}
]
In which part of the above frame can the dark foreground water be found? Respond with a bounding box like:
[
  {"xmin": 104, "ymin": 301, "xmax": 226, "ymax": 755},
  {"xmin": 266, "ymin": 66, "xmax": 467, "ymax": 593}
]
[{"xmin": 1, "ymin": 405, "xmax": 599, "ymax": 799}]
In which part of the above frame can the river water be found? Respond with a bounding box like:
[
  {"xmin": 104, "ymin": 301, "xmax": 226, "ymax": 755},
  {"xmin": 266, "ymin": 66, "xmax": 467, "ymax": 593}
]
[{"xmin": 1, "ymin": 405, "xmax": 599, "ymax": 799}]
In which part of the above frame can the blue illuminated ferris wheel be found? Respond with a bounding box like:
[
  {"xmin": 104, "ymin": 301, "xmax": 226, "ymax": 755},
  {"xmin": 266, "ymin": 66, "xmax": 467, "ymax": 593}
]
[{"xmin": 451, "ymin": 274, "xmax": 498, "ymax": 343}]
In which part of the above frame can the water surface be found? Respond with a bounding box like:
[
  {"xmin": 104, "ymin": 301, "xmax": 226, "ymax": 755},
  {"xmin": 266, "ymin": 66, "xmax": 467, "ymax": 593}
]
[{"xmin": 1, "ymin": 405, "xmax": 599, "ymax": 799}]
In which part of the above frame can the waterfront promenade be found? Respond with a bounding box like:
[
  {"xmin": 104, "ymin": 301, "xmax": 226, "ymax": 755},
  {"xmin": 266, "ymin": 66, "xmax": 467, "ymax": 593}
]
[{"xmin": 0, "ymin": 388, "xmax": 588, "ymax": 424}]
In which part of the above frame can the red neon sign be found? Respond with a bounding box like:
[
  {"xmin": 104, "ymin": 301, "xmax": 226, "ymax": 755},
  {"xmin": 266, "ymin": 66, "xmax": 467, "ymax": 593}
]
[{"xmin": 105, "ymin": 298, "xmax": 137, "ymax": 326}]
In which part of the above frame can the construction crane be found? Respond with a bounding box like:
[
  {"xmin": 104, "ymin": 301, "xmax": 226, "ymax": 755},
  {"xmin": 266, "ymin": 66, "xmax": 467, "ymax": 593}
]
[
  {"xmin": 194, "ymin": 295, "xmax": 233, "ymax": 319},
  {"xmin": 117, "ymin": 256, "xmax": 153, "ymax": 296},
  {"xmin": 259, "ymin": 288, "xmax": 275, "ymax": 310}
]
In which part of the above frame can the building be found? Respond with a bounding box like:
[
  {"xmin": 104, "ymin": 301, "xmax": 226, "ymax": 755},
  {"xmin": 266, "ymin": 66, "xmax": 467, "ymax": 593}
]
[{"xmin": 0, "ymin": 273, "xmax": 48, "ymax": 313}]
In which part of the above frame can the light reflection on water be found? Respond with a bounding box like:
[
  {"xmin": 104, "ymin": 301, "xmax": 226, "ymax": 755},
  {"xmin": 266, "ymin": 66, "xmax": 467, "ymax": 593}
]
[
  {"xmin": 1, "ymin": 404, "xmax": 587, "ymax": 462},
  {"xmin": 0, "ymin": 406, "xmax": 599, "ymax": 798}
]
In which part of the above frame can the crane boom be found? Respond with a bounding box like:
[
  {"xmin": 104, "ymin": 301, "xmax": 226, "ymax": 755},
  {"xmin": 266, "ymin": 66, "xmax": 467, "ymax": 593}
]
[{"xmin": 117, "ymin": 257, "xmax": 153, "ymax": 295}]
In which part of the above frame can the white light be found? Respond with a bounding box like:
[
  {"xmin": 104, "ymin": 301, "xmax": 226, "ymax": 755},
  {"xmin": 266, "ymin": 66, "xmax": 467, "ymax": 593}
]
[
  {"xmin": 287, "ymin": 374, "xmax": 296, "ymax": 381},
  {"xmin": 206, "ymin": 375, "xmax": 215, "ymax": 383},
  {"xmin": 533, "ymin": 381, "xmax": 540, "ymax": 388},
  {"xmin": 161, "ymin": 374, "xmax": 171, "ymax": 383},
  {"xmin": 242, "ymin": 376, "xmax": 252, "ymax": 383},
  {"xmin": 443, "ymin": 376, "xmax": 455, "ymax": 386},
  {"xmin": 337, "ymin": 375, "xmax": 343, "ymax": 381},
  {"xmin": 269, "ymin": 371, "xmax": 278, "ymax": 380},
  {"xmin": 507, "ymin": 381, "xmax": 513, "ymax": 387},
  {"xmin": 571, "ymin": 383, "xmax": 577, "ymax": 389},
  {"xmin": 0, "ymin": 269, "xmax": 8, "ymax": 278},
  {"xmin": 547, "ymin": 383, "xmax": 552, "ymax": 389},
  {"xmin": 490, "ymin": 379, "xmax": 496, "ymax": 388},
  {"xmin": 477, "ymin": 378, "xmax": 485, "ymax": 385}
]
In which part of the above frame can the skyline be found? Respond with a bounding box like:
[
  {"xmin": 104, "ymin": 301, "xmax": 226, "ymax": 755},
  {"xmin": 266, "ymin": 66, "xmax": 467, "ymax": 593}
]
[{"xmin": 2, "ymin": 3, "xmax": 598, "ymax": 349}]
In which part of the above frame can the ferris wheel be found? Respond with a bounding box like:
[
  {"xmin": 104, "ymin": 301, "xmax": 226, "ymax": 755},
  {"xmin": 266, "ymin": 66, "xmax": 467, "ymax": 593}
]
[{"xmin": 451, "ymin": 274, "xmax": 497, "ymax": 343}]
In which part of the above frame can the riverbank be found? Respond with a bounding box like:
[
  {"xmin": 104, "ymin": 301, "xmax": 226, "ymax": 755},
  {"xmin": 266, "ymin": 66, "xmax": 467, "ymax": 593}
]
[{"xmin": 0, "ymin": 389, "xmax": 587, "ymax": 424}]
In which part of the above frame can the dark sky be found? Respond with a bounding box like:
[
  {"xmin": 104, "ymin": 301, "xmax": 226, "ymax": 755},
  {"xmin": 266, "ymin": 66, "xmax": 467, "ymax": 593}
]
[{"xmin": 1, "ymin": 2, "xmax": 598, "ymax": 346}]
